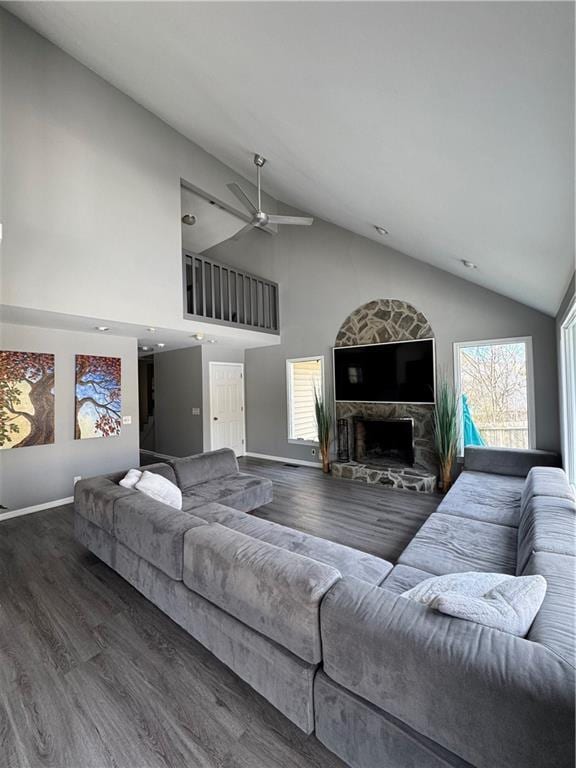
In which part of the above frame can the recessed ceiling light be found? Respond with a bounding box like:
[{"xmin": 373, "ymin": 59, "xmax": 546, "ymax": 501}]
[
  {"xmin": 156, "ymin": 342, "xmax": 165, "ymax": 348},
  {"xmin": 461, "ymin": 260, "xmax": 478, "ymax": 269},
  {"xmin": 140, "ymin": 346, "xmax": 150, "ymax": 351},
  {"xmin": 374, "ymin": 225, "xmax": 389, "ymax": 236},
  {"xmin": 95, "ymin": 326, "xmax": 109, "ymax": 332},
  {"xmin": 147, "ymin": 327, "xmax": 156, "ymax": 333},
  {"xmin": 193, "ymin": 332, "xmax": 204, "ymax": 341},
  {"xmin": 208, "ymin": 339, "xmax": 217, "ymax": 344}
]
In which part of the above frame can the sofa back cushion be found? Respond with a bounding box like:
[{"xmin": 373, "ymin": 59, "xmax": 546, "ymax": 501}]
[
  {"xmin": 114, "ymin": 493, "xmax": 206, "ymax": 580},
  {"xmin": 521, "ymin": 466, "xmax": 575, "ymax": 515},
  {"xmin": 523, "ymin": 551, "xmax": 575, "ymax": 668},
  {"xmin": 171, "ymin": 449, "xmax": 239, "ymax": 490},
  {"xmin": 183, "ymin": 523, "xmax": 341, "ymax": 663},
  {"xmin": 517, "ymin": 494, "xmax": 576, "ymax": 573},
  {"xmin": 464, "ymin": 446, "xmax": 561, "ymax": 477},
  {"xmin": 74, "ymin": 477, "xmax": 136, "ymax": 533}
]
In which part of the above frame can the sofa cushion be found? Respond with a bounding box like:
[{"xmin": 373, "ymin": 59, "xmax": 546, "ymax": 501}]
[
  {"xmin": 74, "ymin": 477, "xmax": 135, "ymax": 533},
  {"xmin": 517, "ymin": 495, "xmax": 576, "ymax": 573},
  {"xmin": 190, "ymin": 503, "xmax": 392, "ymax": 585},
  {"xmin": 438, "ymin": 471, "xmax": 524, "ymax": 527},
  {"xmin": 521, "ymin": 467, "xmax": 575, "ymax": 514},
  {"xmin": 171, "ymin": 448, "xmax": 239, "ymax": 489},
  {"xmin": 105, "ymin": 462, "xmax": 178, "ymax": 486},
  {"xmin": 380, "ymin": 564, "xmax": 434, "ymax": 594},
  {"xmin": 523, "ymin": 551, "xmax": 576, "ymax": 667},
  {"xmin": 398, "ymin": 513, "xmax": 517, "ymax": 575},
  {"xmin": 189, "ymin": 473, "xmax": 273, "ymax": 512},
  {"xmin": 320, "ymin": 576, "xmax": 575, "ymax": 768},
  {"xmin": 183, "ymin": 523, "xmax": 341, "ymax": 663},
  {"xmin": 464, "ymin": 446, "xmax": 561, "ymax": 477},
  {"xmin": 114, "ymin": 494, "xmax": 207, "ymax": 580}
]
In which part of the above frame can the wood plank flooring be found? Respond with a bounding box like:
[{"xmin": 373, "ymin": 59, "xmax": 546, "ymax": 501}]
[
  {"xmin": 242, "ymin": 456, "xmax": 439, "ymax": 562},
  {"xmin": 0, "ymin": 458, "xmax": 439, "ymax": 768}
]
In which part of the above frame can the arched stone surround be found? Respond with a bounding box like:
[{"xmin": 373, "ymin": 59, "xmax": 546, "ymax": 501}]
[{"xmin": 334, "ymin": 299, "xmax": 437, "ymax": 478}]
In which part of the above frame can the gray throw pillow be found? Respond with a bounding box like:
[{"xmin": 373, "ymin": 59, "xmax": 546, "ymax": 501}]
[{"xmin": 402, "ymin": 572, "xmax": 547, "ymax": 637}]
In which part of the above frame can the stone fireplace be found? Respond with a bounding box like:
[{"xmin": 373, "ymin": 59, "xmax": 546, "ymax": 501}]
[
  {"xmin": 354, "ymin": 417, "xmax": 415, "ymax": 467},
  {"xmin": 331, "ymin": 298, "xmax": 438, "ymax": 493}
]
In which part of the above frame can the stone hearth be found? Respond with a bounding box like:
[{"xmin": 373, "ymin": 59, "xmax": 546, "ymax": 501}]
[{"xmin": 332, "ymin": 461, "xmax": 436, "ymax": 494}]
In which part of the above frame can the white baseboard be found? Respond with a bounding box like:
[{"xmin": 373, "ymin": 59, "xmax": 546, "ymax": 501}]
[
  {"xmin": 0, "ymin": 496, "xmax": 74, "ymax": 522},
  {"xmin": 244, "ymin": 451, "xmax": 322, "ymax": 469}
]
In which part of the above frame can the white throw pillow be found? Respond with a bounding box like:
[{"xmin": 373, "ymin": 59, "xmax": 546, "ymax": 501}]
[
  {"xmin": 119, "ymin": 468, "xmax": 142, "ymax": 489},
  {"xmin": 135, "ymin": 470, "xmax": 182, "ymax": 510},
  {"xmin": 402, "ymin": 571, "xmax": 547, "ymax": 637}
]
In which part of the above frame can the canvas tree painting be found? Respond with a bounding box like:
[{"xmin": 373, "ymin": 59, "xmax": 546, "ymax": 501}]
[
  {"xmin": 75, "ymin": 355, "xmax": 122, "ymax": 439},
  {"xmin": 0, "ymin": 351, "xmax": 55, "ymax": 449}
]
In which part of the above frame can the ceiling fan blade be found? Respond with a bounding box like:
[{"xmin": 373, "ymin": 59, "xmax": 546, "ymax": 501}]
[
  {"xmin": 226, "ymin": 183, "xmax": 258, "ymax": 214},
  {"xmin": 266, "ymin": 214, "xmax": 314, "ymax": 226}
]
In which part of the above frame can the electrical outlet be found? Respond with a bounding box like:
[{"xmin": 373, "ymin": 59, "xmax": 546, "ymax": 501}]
[
  {"xmin": 192, "ymin": 407, "xmax": 200, "ymax": 416},
  {"xmin": 122, "ymin": 415, "xmax": 132, "ymax": 425},
  {"xmin": 311, "ymin": 448, "xmax": 317, "ymax": 457},
  {"xmin": 73, "ymin": 476, "xmax": 82, "ymax": 485}
]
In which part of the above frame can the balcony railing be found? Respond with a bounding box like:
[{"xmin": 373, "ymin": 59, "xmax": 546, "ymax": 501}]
[{"xmin": 184, "ymin": 251, "xmax": 279, "ymax": 334}]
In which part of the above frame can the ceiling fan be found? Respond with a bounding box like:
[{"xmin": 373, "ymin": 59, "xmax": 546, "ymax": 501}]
[{"xmin": 227, "ymin": 154, "xmax": 314, "ymax": 234}]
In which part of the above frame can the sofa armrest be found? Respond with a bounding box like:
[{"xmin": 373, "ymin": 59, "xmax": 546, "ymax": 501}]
[
  {"xmin": 183, "ymin": 523, "xmax": 341, "ymax": 663},
  {"xmin": 321, "ymin": 577, "xmax": 574, "ymax": 768},
  {"xmin": 114, "ymin": 494, "xmax": 207, "ymax": 580},
  {"xmin": 464, "ymin": 446, "xmax": 561, "ymax": 477}
]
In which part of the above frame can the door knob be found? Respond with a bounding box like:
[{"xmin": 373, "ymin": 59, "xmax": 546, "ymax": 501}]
[{"xmin": 213, "ymin": 417, "xmax": 218, "ymax": 421}]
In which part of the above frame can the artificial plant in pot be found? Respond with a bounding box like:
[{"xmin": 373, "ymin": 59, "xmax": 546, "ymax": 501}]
[
  {"xmin": 434, "ymin": 376, "xmax": 460, "ymax": 492},
  {"xmin": 314, "ymin": 388, "xmax": 333, "ymax": 474}
]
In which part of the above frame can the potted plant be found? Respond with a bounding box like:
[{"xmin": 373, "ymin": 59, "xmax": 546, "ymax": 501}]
[
  {"xmin": 314, "ymin": 388, "xmax": 333, "ymax": 474},
  {"xmin": 434, "ymin": 376, "xmax": 459, "ymax": 492}
]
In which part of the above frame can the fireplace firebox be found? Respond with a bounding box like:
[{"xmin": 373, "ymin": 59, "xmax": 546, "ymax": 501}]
[{"xmin": 354, "ymin": 417, "xmax": 414, "ymax": 468}]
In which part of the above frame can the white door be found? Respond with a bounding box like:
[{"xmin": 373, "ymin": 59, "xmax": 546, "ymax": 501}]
[{"xmin": 209, "ymin": 362, "xmax": 246, "ymax": 456}]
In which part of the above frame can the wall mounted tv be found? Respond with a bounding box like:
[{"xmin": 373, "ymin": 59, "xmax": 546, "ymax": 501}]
[{"xmin": 333, "ymin": 339, "xmax": 435, "ymax": 404}]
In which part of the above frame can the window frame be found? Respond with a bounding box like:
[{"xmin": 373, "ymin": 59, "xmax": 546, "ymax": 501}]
[
  {"xmin": 453, "ymin": 336, "xmax": 536, "ymax": 455},
  {"xmin": 560, "ymin": 297, "xmax": 576, "ymax": 485},
  {"xmin": 286, "ymin": 356, "xmax": 325, "ymax": 445}
]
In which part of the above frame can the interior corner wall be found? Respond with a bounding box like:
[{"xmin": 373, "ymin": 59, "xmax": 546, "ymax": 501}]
[
  {"xmin": 556, "ymin": 273, "xmax": 575, "ymax": 465},
  {"xmin": 154, "ymin": 346, "xmax": 203, "ymax": 458},
  {"xmin": 206, "ymin": 210, "xmax": 561, "ymax": 464},
  {"xmin": 0, "ymin": 324, "xmax": 139, "ymax": 511}
]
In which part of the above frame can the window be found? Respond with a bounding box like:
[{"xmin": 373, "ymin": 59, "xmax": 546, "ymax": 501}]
[
  {"xmin": 454, "ymin": 337, "xmax": 535, "ymax": 452},
  {"xmin": 560, "ymin": 298, "xmax": 576, "ymax": 485},
  {"xmin": 287, "ymin": 357, "xmax": 324, "ymax": 443}
]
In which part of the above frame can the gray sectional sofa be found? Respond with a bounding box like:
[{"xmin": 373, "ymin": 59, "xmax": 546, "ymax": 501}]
[{"xmin": 74, "ymin": 446, "xmax": 575, "ymax": 768}]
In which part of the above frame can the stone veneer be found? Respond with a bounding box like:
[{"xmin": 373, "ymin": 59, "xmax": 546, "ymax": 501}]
[
  {"xmin": 332, "ymin": 461, "xmax": 436, "ymax": 494},
  {"xmin": 335, "ymin": 299, "xmax": 437, "ymax": 478}
]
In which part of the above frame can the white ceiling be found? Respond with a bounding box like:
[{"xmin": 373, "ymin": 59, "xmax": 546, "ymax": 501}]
[{"xmin": 7, "ymin": 1, "xmax": 574, "ymax": 315}]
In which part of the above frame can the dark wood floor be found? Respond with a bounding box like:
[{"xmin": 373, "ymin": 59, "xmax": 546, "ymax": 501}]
[
  {"xmin": 0, "ymin": 459, "xmax": 439, "ymax": 768},
  {"xmin": 242, "ymin": 457, "xmax": 439, "ymax": 562}
]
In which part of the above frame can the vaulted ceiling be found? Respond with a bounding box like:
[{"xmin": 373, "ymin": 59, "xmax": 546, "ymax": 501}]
[{"xmin": 7, "ymin": 1, "xmax": 574, "ymax": 315}]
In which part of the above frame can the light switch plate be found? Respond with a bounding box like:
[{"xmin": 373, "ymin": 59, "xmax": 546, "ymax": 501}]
[
  {"xmin": 192, "ymin": 407, "xmax": 200, "ymax": 416},
  {"xmin": 122, "ymin": 416, "xmax": 132, "ymax": 425}
]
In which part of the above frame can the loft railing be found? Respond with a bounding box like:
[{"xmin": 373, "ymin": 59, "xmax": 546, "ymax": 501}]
[{"xmin": 183, "ymin": 251, "xmax": 279, "ymax": 334}]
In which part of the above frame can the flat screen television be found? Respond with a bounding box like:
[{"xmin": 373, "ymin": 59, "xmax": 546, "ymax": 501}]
[{"xmin": 333, "ymin": 339, "xmax": 435, "ymax": 403}]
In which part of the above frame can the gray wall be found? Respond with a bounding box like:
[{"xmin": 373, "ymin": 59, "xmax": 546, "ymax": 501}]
[
  {"xmin": 0, "ymin": 9, "xmax": 275, "ymax": 333},
  {"xmin": 153, "ymin": 344, "xmax": 245, "ymax": 456},
  {"xmin": 154, "ymin": 346, "xmax": 203, "ymax": 458},
  {"xmin": 207, "ymin": 207, "xmax": 561, "ymax": 464},
  {"xmin": 0, "ymin": 324, "xmax": 139, "ymax": 510}
]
